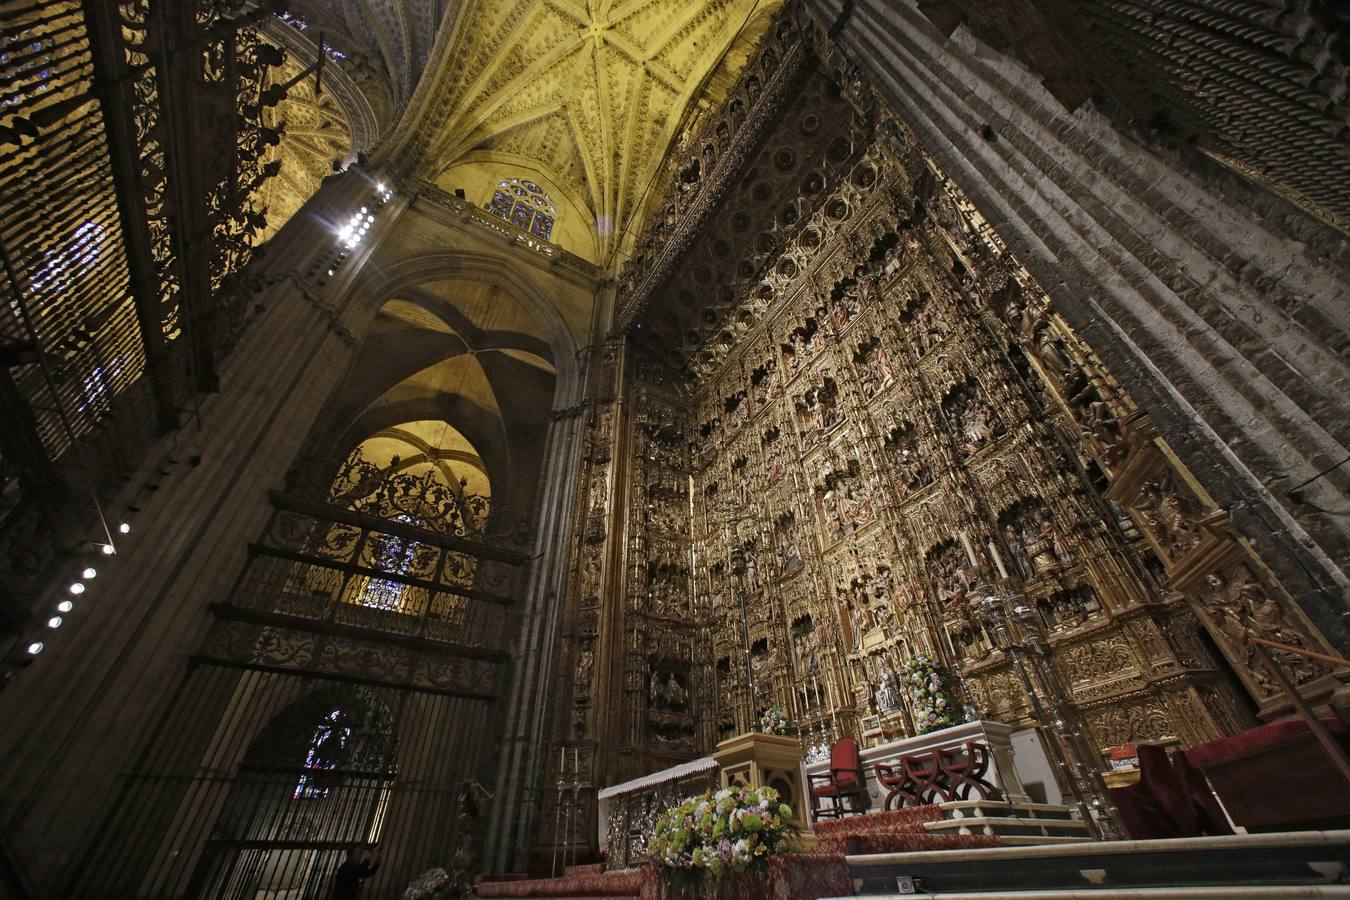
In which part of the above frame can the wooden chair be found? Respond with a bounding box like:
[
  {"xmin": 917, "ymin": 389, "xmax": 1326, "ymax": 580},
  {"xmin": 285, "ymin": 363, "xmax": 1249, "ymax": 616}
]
[
  {"xmin": 876, "ymin": 749, "xmax": 949, "ymax": 809},
  {"xmin": 807, "ymin": 738, "xmax": 870, "ymax": 819},
  {"xmin": 938, "ymin": 741, "xmax": 1000, "ymax": 800}
]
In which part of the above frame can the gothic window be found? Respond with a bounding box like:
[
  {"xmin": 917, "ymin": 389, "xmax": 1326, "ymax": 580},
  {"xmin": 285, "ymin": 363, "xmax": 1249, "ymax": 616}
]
[
  {"xmin": 485, "ymin": 178, "xmax": 557, "ymax": 240},
  {"xmin": 293, "ymin": 708, "xmax": 351, "ymax": 799},
  {"xmin": 362, "ymin": 514, "xmax": 417, "ymax": 610}
]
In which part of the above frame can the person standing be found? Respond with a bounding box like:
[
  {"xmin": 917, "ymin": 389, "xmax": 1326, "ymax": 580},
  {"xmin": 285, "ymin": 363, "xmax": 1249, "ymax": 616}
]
[{"xmin": 330, "ymin": 846, "xmax": 380, "ymax": 900}]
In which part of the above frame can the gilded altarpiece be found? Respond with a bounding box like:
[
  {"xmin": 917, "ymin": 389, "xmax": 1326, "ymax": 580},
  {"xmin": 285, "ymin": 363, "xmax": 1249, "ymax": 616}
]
[{"xmin": 544, "ymin": 9, "xmax": 1344, "ymax": 859}]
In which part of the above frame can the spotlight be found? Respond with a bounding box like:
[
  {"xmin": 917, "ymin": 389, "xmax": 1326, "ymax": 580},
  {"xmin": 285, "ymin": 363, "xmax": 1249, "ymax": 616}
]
[
  {"xmin": 58, "ymin": 600, "xmax": 73, "ymax": 613},
  {"xmin": 82, "ymin": 567, "xmax": 96, "ymax": 579},
  {"xmin": 47, "ymin": 616, "xmax": 62, "ymax": 629},
  {"xmin": 119, "ymin": 522, "xmax": 131, "ymax": 534},
  {"xmin": 26, "ymin": 642, "xmax": 43, "ymax": 656},
  {"xmin": 69, "ymin": 583, "xmax": 85, "ymax": 595},
  {"xmin": 101, "ymin": 544, "xmax": 115, "ymax": 555}
]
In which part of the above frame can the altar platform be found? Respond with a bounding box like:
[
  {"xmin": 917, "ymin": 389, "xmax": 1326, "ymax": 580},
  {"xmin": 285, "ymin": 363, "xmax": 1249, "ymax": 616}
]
[
  {"xmin": 477, "ymin": 829, "xmax": 1350, "ymax": 899},
  {"xmin": 802, "ymin": 720, "xmax": 1046, "ymax": 810},
  {"xmin": 831, "ymin": 828, "xmax": 1350, "ymax": 897}
]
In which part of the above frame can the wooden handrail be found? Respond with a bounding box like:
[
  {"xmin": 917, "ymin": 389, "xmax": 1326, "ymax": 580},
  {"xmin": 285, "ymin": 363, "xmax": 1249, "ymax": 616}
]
[
  {"xmin": 1253, "ymin": 645, "xmax": 1350, "ymax": 787},
  {"xmin": 1251, "ymin": 637, "xmax": 1350, "ymax": 668}
]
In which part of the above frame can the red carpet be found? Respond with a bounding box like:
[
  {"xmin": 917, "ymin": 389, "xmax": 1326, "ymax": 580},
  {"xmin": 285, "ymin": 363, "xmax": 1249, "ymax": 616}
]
[
  {"xmin": 477, "ymin": 864, "xmax": 643, "ymax": 898},
  {"xmin": 810, "ymin": 806, "xmax": 1001, "ymax": 855}
]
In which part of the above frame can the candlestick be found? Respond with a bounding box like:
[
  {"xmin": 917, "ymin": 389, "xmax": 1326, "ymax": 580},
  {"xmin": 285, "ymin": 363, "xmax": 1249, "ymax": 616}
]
[
  {"xmin": 959, "ymin": 530, "xmax": 978, "ymax": 566},
  {"xmin": 989, "ymin": 541, "xmax": 1009, "ymax": 579}
]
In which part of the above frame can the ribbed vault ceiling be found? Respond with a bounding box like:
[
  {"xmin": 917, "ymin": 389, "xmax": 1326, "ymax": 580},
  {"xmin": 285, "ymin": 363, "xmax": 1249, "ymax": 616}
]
[{"xmin": 399, "ymin": 0, "xmax": 783, "ymax": 265}]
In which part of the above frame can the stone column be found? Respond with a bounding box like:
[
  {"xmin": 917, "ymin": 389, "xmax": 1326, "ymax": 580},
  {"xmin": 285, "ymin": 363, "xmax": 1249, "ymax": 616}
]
[
  {"xmin": 0, "ymin": 167, "xmax": 404, "ymax": 893},
  {"xmin": 806, "ymin": 0, "xmax": 1350, "ymax": 654}
]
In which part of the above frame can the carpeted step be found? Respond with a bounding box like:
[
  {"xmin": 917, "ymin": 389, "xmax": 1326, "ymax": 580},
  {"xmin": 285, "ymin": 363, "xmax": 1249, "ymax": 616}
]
[
  {"xmin": 475, "ymin": 868, "xmax": 645, "ymax": 898},
  {"xmin": 828, "ymin": 888, "xmax": 1350, "ymax": 899},
  {"xmin": 810, "ymin": 807, "xmax": 1001, "ymax": 855}
]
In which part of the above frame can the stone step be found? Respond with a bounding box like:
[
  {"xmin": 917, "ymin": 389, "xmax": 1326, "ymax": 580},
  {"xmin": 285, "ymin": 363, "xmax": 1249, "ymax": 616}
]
[
  {"xmin": 939, "ymin": 799, "xmax": 1079, "ymax": 821},
  {"xmin": 992, "ymin": 835, "xmax": 1096, "ymax": 847},
  {"xmin": 924, "ymin": 815, "xmax": 1091, "ymax": 836},
  {"xmin": 843, "ymin": 829, "xmax": 1350, "ymax": 896},
  {"xmin": 829, "ymin": 887, "xmax": 1350, "ymax": 899}
]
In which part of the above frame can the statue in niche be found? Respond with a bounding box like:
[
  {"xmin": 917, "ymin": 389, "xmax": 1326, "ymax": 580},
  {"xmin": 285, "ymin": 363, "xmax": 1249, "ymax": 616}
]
[
  {"xmin": 908, "ymin": 292, "xmax": 948, "ymax": 355},
  {"xmin": 782, "ymin": 532, "xmax": 803, "ymax": 574},
  {"xmin": 960, "ymin": 398, "xmax": 995, "ymax": 451},
  {"xmin": 582, "ymin": 550, "xmax": 601, "ymax": 598},
  {"xmin": 575, "ymin": 649, "xmax": 594, "ymax": 699},
  {"xmin": 841, "ymin": 582, "xmax": 874, "ymax": 636},
  {"xmin": 1035, "ymin": 323, "xmax": 1077, "ymax": 383},
  {"xmin": 854, "ymin": 577, "xmax": 877, "ymax": 631},
  {"xmin": 881, "ymin": 234, "xmax": 908, "ymax": 275},
  {"xmin": 875, "ymin": 666, "xmax": 900, "ymax": 712},
  {"xmin": 1021, "ymin": 513, "xmax": 1060, "ymax": 574},
  {"xmin": 871, "ymin": 596, "xmax": 897, "ymax": 633},
  {"xmin": 750, "ymin": 648, "xmax": 773, "ymax": 683},
  {"xmin": 1076, "ymin": 392, "xmax": 1126, "ymax": 463},
  {"xmin": 667, "ymin": 673, "xmax": 688, "ymax": 707},
  {"xmin": 1011, "ymin": 297, "xmax": 1047, "ymax": 349},
  {"xmin": 765, "ymin": 445, "xmax": 784, "ymax": 482},
  {"xmin": 750, "ymin": 363, "xmax": 773, "ymax": 409},
  {"xmin": 744, "ymin": 554, "xmax": 762, "ymax": 593},
  {"xmin": 838, "ymin": 484, "xmax": 875, "ymax": 534},
  {"xmin": 886, "ymin": 421, "xmax": 932, "ymax": 496},
  {"xmin": 945, "ymin": 382, "xmax": 998, "ymax": 454},
  {"xmin": 823, "ymin": 492, "xmax": 844, "ymax": 541},
  {"xmin": 856, "ymin": 339, "xmax": 894, "ymax": 399},
  {"xmin": 931, "ymin": 544, "xmax": 974, "ymax": 610},
  {"xmin": 833, "ymin": 292, "xmax": 854, "ymax": 329},
  {"xmin": 798, "ymin": 379, "xmax": 840, "ymax": 447},
  {"xmin": 732, "ymin": 465, "xmax": 751, "ymax": 506}
]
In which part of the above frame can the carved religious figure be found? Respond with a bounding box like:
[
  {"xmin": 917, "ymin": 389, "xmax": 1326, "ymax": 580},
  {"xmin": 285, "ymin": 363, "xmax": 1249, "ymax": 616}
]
[
  {"xmin": 1137, "ymin": 476, "xmax": 1203, "ymax": 562},
  {"xmin": 1199, "ymin": 571, "xmax": 1323, "ymax": 693},
  {"xmin": 765, "ymin": 446, "xmax": 784, "ymax": 482},
  {"xmin": 575, "ymin": 649, "xmax": 594, "ymax": 699}
]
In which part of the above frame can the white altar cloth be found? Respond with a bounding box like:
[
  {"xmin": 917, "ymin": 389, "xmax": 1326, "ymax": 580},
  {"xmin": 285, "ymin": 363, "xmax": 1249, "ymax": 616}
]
[
  {"xmin": 801, "ymin": 720, "xmax": 1040, "ymax": 808},
  {"xmin": 596, "ymin": 756, "xmax": 718, "ymax": 851}
]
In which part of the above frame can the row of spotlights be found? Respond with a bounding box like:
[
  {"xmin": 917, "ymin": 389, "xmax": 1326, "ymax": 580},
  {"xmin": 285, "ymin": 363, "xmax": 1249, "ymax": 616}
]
[{"xmin": 25, "ymin": 522, "xmax": 129, "ymax": 657}]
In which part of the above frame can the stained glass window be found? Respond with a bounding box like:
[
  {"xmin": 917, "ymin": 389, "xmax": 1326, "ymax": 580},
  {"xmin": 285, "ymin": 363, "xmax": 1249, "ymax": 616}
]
[
  {"xmin": 484, "ymin": 178, "xmax": 557, "ymax": 241},
  {"xmin": 361, "ymin": 513, "xmax": 417, "ymax": 610},
  {"xmin": 294, "ymin": 708, "xmax": 351, "ymax": 799}
]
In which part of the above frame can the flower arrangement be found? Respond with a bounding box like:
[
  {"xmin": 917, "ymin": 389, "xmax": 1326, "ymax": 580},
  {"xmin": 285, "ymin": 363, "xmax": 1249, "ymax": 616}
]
[
  {"xmin": 901, "ymin": 654, "xmax": 962, "ymax": 734},
  {"xmin": 648, "ymin": 784, "xmax": 799, "ymax": 885},
  {"xmin": 757, "ymin": 703, "xmax": 791, "ymax": 736},
  {"xmin": 400, "ymin": 867, "xmax": 461, "ymax": 900}
]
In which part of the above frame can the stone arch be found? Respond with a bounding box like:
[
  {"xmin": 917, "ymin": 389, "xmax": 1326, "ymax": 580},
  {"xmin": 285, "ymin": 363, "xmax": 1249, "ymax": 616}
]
[
  {"xmin": 340, "ymin": 247, "xmax": 581, "ymax": 403},
  {"xmin": 314, "ymin": 248, "xmax": 579, "ymax": 520}
]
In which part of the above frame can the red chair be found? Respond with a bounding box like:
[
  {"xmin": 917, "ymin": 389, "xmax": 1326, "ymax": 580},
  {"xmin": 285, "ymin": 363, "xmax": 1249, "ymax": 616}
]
[
  {"xmin": 808, "ymin": 738, "xmax": 871, "ymax": 820},
  {"xmin": 938, "ymin": 741, "xmax": 1000, "ymax": 801},
  {"xmin": 876, "ymin": 750, "xmax": 949, "ymax": 809}
]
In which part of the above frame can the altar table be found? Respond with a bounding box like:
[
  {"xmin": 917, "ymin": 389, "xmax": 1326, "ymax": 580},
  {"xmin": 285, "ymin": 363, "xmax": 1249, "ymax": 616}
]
[{"xmin": 801, "ymin": 720, "xmax": 1038, "ymax": 811}]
